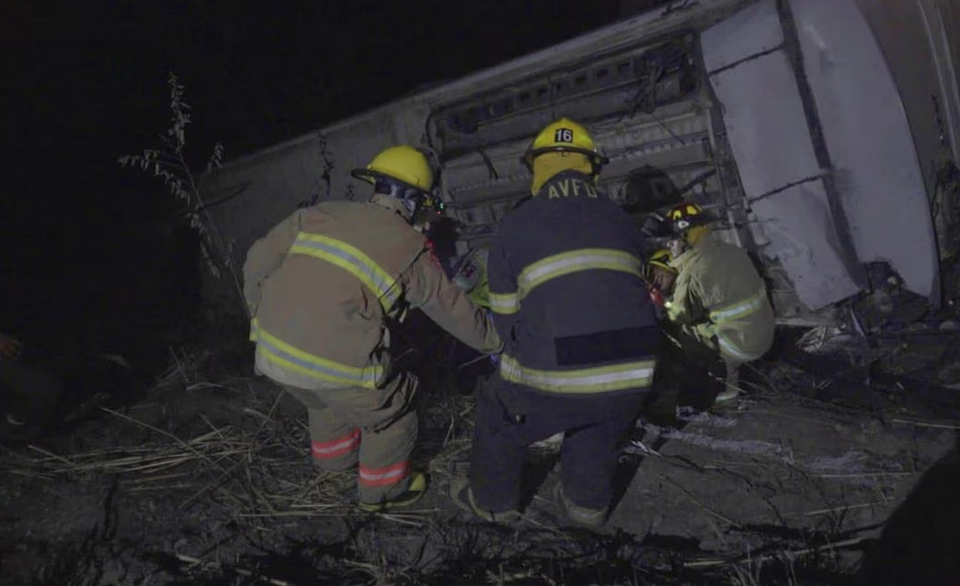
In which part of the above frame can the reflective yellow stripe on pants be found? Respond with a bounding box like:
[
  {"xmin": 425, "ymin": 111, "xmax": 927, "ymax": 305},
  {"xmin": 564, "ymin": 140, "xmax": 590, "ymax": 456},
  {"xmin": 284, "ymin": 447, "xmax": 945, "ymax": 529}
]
[
  {"xmin": 500, "ymin": 354, "xmax": 656, "ymax": 394},
  {"xmin": 250, "ymin": 318, "xmax": 383, "ymax": 389},
  {"xmin": 489, "ymin": 248, "xmax": 643, "ymax": 315}
]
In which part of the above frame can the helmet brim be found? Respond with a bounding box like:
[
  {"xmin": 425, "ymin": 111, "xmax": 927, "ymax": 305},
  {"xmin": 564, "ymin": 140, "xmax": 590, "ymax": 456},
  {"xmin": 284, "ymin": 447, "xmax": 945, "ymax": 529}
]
[
  {"xmin": 647, "ymin": 260, "xmax": 676, "ymax": 273},
  {"xmin": 521, "ymin": 147, "xmax": 610, "ymax": 169},
  {"xmin": 351, "ymin": 168, "xmax": 431, "ymax": 197}
]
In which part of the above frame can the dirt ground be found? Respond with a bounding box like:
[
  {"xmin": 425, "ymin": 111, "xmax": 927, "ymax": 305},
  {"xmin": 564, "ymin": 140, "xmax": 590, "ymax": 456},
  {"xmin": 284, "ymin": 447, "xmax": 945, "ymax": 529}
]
[{"xmin": 2, "ymin": 333, "xmax": 960, "ymax": 586}]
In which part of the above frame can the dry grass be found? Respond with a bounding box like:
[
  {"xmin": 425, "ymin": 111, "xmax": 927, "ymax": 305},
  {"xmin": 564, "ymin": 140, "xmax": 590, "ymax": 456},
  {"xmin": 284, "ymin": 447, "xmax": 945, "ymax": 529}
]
[
  {"xmin": 1, "ymin": 343, "xmax": 894, "ymax": 585},
  {"xmin": 0, "ymin": 348, "xmax": 483, "ymax": 535},
  {"xmin": 1, "ymin": 373, "xmax": 359, "ymax": 527}
]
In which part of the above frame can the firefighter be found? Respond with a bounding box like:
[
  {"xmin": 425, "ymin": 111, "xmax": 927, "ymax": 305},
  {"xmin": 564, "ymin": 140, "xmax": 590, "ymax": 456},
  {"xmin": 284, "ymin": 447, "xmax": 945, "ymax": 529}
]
[
  {"xmin": 242, "ymin": 145, "xmax": 501, "ymax": 512},
  {"xmin": 450, "ymin": 118, "xmax": 660, "ymax": 527},
  {"xmin": 663, "ymin": 202, "xmax": 775, "ymax": 405}
]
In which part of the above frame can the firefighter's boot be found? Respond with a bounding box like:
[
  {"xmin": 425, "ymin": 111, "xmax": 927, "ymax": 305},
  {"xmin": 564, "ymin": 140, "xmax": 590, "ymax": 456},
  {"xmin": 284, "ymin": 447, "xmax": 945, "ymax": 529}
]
[
  {"xmin": 450, "ymin": 476, "xmax": 522, "ymax": 524},
  {"xmin": 557, "ymin": 484, "xmax": 608, "ymax": 528},
  {"xmin": 358, "ymin": 471, "xmax": 429, "ymax": 513}
]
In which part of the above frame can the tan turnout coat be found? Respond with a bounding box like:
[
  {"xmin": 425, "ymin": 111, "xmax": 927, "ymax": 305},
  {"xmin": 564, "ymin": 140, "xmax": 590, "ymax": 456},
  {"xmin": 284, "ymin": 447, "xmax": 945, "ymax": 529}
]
[
  {"xmin": 667, "ymin": 237, "xmax": 775, "ymax": 362},
  {"xmin": 243, "ymin": 197, "xmax": 501, "ymax": 391}
]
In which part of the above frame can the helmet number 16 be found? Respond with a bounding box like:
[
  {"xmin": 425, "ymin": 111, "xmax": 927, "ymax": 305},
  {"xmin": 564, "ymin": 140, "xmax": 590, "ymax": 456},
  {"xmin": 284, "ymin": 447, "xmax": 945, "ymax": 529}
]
[{"xmin": 554, "ymin": 128, "xmax": 574, "ymax": 143}]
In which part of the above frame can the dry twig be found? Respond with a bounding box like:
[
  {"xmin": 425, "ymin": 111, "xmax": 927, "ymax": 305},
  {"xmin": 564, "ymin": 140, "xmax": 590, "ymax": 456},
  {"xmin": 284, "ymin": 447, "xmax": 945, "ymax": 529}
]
[
  {"xmin": 683, "ymin": 536, "xmax": 865, "ymax": 569},
  {"xmin": 173, "ymin": 553, "xmax": 292, "ymax": 586}
]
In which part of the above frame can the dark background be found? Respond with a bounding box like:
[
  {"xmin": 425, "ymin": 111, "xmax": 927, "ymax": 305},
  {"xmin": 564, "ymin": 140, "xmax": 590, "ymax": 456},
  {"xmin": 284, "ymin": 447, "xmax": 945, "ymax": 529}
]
[{"xmin": 0, "ymin": 0, "xmax": 660, "ymax": 376}]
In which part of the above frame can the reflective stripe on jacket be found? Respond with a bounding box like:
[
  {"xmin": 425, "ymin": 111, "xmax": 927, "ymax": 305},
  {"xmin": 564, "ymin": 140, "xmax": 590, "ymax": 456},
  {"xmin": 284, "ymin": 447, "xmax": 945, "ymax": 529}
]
[
  {"xmin": 242, "ymin": 199, "xmax": 500, "ymax": 391},
  {"xmin": 667, "ymin": 237, "xmax": 775, "ymax": 361},
  {"xmin": 289, "ymin": 233, "xmax": 402, "ymax": 309},
  {"xmin": 250, "ymin": 318, "xmax": 383, "ymax": 388},
  {"xmin": 487, "ymin": 170, "xmax": 660, "ymax": 395},
  {"xmin": 500, "ymin": 354, "xmax": 656, "ymax": 394},
  {"xmin": 489, "ymin": 248, "xmax": 643, "ymax": 315}
]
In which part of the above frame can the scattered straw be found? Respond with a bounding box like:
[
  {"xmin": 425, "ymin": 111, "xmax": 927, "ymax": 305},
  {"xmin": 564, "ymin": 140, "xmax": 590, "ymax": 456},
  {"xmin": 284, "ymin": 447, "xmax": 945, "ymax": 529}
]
[
  {"xmin": 1, "ymin": 392, "xmax": 362, "ymax": 524},
  {"xmin": 815, "ymin": 472, "xmax": 913, "ymax": 479},
  {"xmin": 741, "ymin": 501, "xmax": 885, "ymax": 522},
  {"xmin": 683, "ymin": 536, "xmax": 865, "ymax": 569},
  {"xmin": 173, "ymin": 552, "xmax": 292, "ymax": 586},
  {"xmin": 891, "ymin": 418, "xmax": 960, "ymax": 430}
]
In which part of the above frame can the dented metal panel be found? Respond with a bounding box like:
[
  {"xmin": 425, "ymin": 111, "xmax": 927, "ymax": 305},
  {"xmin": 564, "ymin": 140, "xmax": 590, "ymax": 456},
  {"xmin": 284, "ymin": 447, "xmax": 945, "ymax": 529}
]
[
  {"xmin": 700, "ymin": 0, "xmax": 783, "ymax": 74},
  {"xmin": 750, "ymin": 181, "xmax": 861, "ymax": 310},
  {"xmin": 854, "ymin": 0, "xmax": 955, "ymax": 194},
  {"xmin": 702, "ymin": 24, "xmax": 861, "ymax": 309},
  {"xmin": 708, "ymin": 51, "xmax": 823, "ymax": 195},
  {"xmin": 790, "ymin": 0, "xmax": 940, "ymax": 302}
]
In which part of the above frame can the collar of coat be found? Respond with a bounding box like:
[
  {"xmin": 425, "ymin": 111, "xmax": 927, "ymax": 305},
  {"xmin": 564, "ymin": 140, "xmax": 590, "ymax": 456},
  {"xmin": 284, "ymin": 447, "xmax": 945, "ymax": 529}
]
[
  {"xmin": 369, "ymin": 193, "xmax": 412, "ymax": 221},
  {"xmin": 670, "ymin": 235, "xmax": 718, "ymax": 270},
  {"xmin": 533, "ymin": 170, "xmax": 603, "ymax": 200}
]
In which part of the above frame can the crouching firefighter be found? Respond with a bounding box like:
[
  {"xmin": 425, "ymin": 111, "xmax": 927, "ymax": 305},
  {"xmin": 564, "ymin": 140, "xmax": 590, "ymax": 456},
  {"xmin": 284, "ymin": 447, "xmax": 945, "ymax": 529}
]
[
  {"xmin": 451, "ymin": 118, "xmax": 660, "ymax": 528},
  {"xmin": 243, "ymin": 145, "xmax": 501, "ymax": 512},
  {"xmin": 663, "ymin": 202, "xmax": 775, "ymax": 406}
]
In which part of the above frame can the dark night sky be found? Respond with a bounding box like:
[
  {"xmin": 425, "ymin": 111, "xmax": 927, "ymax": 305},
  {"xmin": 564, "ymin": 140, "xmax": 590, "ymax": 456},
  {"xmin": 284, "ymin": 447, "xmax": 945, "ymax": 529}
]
[{"xmin": 0, "ymin": 0, "xmax": 622, "ymax": 368}]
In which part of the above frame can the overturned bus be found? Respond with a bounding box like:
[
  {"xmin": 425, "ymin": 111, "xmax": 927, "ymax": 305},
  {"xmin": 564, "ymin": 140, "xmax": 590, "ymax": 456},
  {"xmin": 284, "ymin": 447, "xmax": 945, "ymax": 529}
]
[{"xmin": 200, "ymin": 0, "xmax": 960, "ymax": 333}]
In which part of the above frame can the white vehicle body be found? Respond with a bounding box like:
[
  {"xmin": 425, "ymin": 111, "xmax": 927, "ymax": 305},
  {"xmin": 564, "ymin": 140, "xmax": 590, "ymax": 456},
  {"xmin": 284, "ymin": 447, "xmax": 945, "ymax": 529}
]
[{"xmin": 201, "ymin": 0, "xmax": 960, "ymax": 327}]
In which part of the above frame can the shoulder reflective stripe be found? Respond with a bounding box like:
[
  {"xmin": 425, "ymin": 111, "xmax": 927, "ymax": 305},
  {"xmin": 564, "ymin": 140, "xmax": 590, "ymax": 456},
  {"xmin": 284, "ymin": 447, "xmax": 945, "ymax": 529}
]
[
  {"xmin": 250, "ymin": 317, "xmax": 260, "ymax": 341},
  {"xmin": 290, "ymin": 232, "xmax": 400, "ymax": 308},
  {"xmin": 488, "ymin": 291, "xmax": 520, "ymax": 315},
  {"xmin": 518, "ymin": 249, "xmax": 642, "ymax": 297},
  {"xmin": 255, "ymin": 323, "xmax": 382, "ymax": 389},
  {"xmin": 709, "ymin": 290, "xmax": 766, "ymax": 324},
  {"xmin": 716, "ymin": 333, "xmax": 761, "ymax": 362},
  {"xmin": 500, "ymin": 354, "xmax": 655, "ymax": 394}
]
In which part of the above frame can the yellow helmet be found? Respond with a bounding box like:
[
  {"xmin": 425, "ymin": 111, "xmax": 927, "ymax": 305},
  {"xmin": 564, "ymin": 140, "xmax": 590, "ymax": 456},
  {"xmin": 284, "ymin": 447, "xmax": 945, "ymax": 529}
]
[
  {"xmin": 646, "ymin": 249, "xmax": 676, "ymax": 280},
  {"xmin": 351, "ymin": 145, "xmax": 434, "ymax": 194},
  {"xmin": 522, "ymin": 117, "xmax": 609, "ymax": 171},
  {"xmin": 648, "ymin": 249, "xmax": 675, "ymax": 271}
]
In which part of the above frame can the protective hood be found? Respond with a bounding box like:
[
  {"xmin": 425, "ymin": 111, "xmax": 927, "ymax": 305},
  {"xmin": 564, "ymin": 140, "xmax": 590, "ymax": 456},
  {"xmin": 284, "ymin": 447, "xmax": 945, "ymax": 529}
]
[{"xmin": 531, "ymin": 152, "xmax": 594, "ymax": 195}]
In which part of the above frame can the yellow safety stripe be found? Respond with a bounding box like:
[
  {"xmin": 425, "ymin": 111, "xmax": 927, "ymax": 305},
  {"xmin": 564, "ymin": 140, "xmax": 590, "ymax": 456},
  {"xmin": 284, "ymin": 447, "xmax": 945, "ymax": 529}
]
[
  {"xmin": 520, "ymin": 248, "xmax": 642, "ymax": 293},
  {"xmin": 716, "ymin": 332, "xmax": 764, "ymax": 362},
  {"xmin": 708, "ymin": 290, "xmax": 766, "ymax": 324},
  {"xmin": 489, "ymin": 248, "xmax": 642, "ymax": 315},
  {"xmin": 500, "ymin": 354, "xmax": 656, "ymax": 394},
  {"xmin": 250, "ymin": 318, "xmax": 383, "ymax": 389},
  {"xmin": 289, "ymin": 232, "xmax": 400, "ymax": 309},
  {"xmin": 488, "ymin": 291, "xmax": 520, "ymax": 314}
]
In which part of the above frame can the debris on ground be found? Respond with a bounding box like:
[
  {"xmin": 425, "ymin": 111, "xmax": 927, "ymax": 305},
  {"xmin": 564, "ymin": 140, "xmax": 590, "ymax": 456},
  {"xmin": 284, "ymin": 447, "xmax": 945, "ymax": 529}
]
[{"xmin": 1, "ymin": 328, "xmax": 959, "ymax": 585}]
